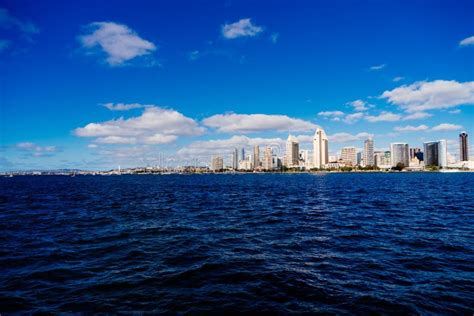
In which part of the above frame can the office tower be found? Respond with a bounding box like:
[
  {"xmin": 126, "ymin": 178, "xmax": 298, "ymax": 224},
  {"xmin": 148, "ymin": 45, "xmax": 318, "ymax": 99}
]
[
  {"xmin": 341, "ymin": 147, "xmax": 357, "ymax": 166},
  {"xmin": 410, "ymin": 147, "xmax": 421, "ymax": 160},
  {"xmin": 460, "ymin": 132, "xmax": 469, "ymax": 161},
  {"xmin": 211, "ymin": 156, "xmax": 224, "ymax": 171},
  {"xmin": 263, "ymin": 146, "xmax": 273, "ymax": 170},
  {"xmin": 253, "ymin": 145, "xmax": 260, "ymax": 170},
  {"xmin": 313, "ymin": 127, "xmax": 329, "ymax": 169},
  {"xmin": 240, "ymin": 147, "xmax": 245, "ymax": 161},
  {"xmin": 356, "ymin": 151, "xmax": 363, "ymax": 166},
  {"xmin": 390, "ymin": 143, "xmax": 409, "ymax": 167},
  {"xmin": 300, "ymin": 150, "xmax": 311, "ymax": 168},
  {"xmin": 238, "ymin": 159, "xmax": 253, "ymax": 171},
  {"xmin": 232, "ymin": 148, "xmax": 238, "ymax": 170},
  {"xmin": 363, "ymin": 139, "xmax": 374, "ymax": 166},
  {"xmin": 374, "ymin": 151, "xmax": 384, "ymax": 167},
  {"xmin": 424, "ymin": 140, "xmax": 448, "ymax": 167},
  {"xmin": 286, "ymin": 134, "xmax": 299, "ymax": 167}
]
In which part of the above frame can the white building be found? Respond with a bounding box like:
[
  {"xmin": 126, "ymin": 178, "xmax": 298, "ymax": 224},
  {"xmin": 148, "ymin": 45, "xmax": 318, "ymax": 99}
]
[
  {"xmin": 341, "ymin": 147, "xmax": 357, "ymax": 166},
  {"xmin": 263, "ymin": 146, "xmax": 273, "ymax": 170},
  {"xmin": 232, "ymin": 148, "xmax": 238, "ymax": 170},
  {"xmin": 286, "ymin": 134, "xmax": 300, "ymax": 167},
  {"xmin": 313, "ymin": 127, "xmax": 329, "ymax": 169},
  {"xmin": 253, "ymin": 145, "xmax": 260, "ymax": 170},
  {"xmin": 211, "ymin": 156, "xmax": 224, "ymax": 171},
  {"xmin": 390, "ymin": 143, "xmax": 409, "ymax": 167},
  {"xmin": 238, "ymin": 159, "xmax": 253, "ymax": 171},
  {"xmin": 363, "ymin": 138, "xmax": 374, "ymax": 166}
]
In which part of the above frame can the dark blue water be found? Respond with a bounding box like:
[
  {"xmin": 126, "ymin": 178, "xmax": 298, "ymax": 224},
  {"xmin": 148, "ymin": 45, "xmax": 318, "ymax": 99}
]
[{"xmin": 1, "ymin": 174, "xmax": 473, "ymax": 314}]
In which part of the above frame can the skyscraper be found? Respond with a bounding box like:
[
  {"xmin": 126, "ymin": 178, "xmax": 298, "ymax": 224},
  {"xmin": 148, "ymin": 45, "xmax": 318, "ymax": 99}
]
[
  {"xmin": 424, "ymin": 140, "xmax": 447, "ymax": 167},
  {"xmin": 313, "ymin": 127, "xmax": 329, "ymax": 169},
  {"xmin": 409, "ymin": 147, "xmax": 421, "ymax": 160},
  {"xmin": 211, "ymin": 156, "xmax": 224, "ymax": 171},
  {"xmin": 263, "ymin": 146, "xmax": 273, "ymax": 170},
  {"xmin": 460, "ymin": 131, "xmax": 469, "ymax": 161},
  {"xmin": 390, "ymin": 143, "xmax": 409, "ymax": 167},
  {"xmin": 240, "ymin": 147, "xmax": 245, "ymax": 162},
  {"xmin": 363, "ymin": 138, "xmax": 374, "ymax": 166},
  {"xmin": 253, "ymin": 145, "xmax": 260, "ymax": 170},
  {"xmin": 232, "ymin": 148, "xmax": 238, "ymax": 170},
  {"xmin": 286, "ymin": 134, "xmax": 299, "ymax": 167},
  {"xmin": 341, "ymin": 147, "xmax": 357, "ymax": 166}
]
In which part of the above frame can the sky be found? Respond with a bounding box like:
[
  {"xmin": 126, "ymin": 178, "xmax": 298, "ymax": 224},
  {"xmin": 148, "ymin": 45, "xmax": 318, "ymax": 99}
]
[{"xmin": 0, "ymin": 0, "xmax": 473, "ymax": 171}]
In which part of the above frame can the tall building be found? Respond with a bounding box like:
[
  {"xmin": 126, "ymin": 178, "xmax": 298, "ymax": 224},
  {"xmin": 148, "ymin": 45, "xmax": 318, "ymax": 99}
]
[
  {"xmin": 232, "ymin": 148, "xmax": 238, "ymax": 170},
  {"xmin": 286, "ymin": 134, "xmax": 299, "ymax": 167},
  {"xmin": 363, "ymin": 138, "xmax": 374, "ymax": 166},
  {"xmin": 460, "ymin": 131, "xmax": 469, "ymax": 161},
  {"xmin": 341, "ymin": 147, "xmax": 357, "ymax": 166},
  {"xmin": 409, "ymin": 147, "xmax": 421, "ymax": 160},
  {"xmin": 263, "ymin": 146, "xmax": 273, "ymax": 170},
  {"xmin": 240, "ymin": 147, "xmax": 245, "ymax": 162},
  {"xmin": 390, "ymin": 143, "xmax": 409, "ymax": 167},
  {"xmin": 424, "ymin": 140, "xmax": 447, "ymax": 167},
  {"xmin": 211, "ymin": 156, "xmax": 224, "ymax": 171},
  {"xmin": 313, "ymin": 127, "xmax": 329, "ymax": 169},
  {"xmin": 253, "ymin": 145, "xmax": 260, "ymax": 170}
]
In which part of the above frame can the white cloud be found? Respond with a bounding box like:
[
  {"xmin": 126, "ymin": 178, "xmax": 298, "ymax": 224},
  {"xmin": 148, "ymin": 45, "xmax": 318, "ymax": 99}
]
[
  {"xmin": 343, "ymin": 112, "xmax": 364, "ymax": 124},
  {"xmin": 178, "ymin": 135, "xmax": 285, "ymax": 158},
  {"xmin": 318, "ymin": 111, "xmax": 344, "ymax": 117},
  {"xmin": 459, "ymin": 35, "xmax": 474, "ymax": 46},
  {"xmin": 75, "ymin": 106, "xmax": 204, "ymax": 144},
  {"xmin": 87, "ymin": 144, "xmax": 98, "ymax": 148},
  {"xmin": 393, "ymin": 76, "xmax": 405, "ymax": 82},
  {"xmin": 346, "ymin": 99, "xmax": 370, "ymax": 111},
  {"xmin": 221, "ymin": 18, "xmax": 263, "ymax": 39},
  {"xmin": 394, "ymin": 125, "xmax": 429, "ymax": 132},
  {"xmin": 328, "ymin": 132, "xmax": 374, "ymax": 143},
  {"xmin": 402, "ymin": 112, "xmax": 432, "ymax": 120},
  {"xmin": 79, "ymin": 22, "xmax": 156, "ymax": 66},
  {"xmin": 102, "ymin": 102, "xmax": 147, "ymax": 111},
  {"xmin": 449, "ymin": 109, "xmax": 461, "ymax": 114},
  {"xmin": 365, "ymin": 111, "xmax": 401, "ymax": 122},
  {"xmin": 370, "ymin": 64, "xmax": 386, "ymax": 71},
  {"xmin": 202, "ymin": 113, "xmax": 317, "ymax": 133},
  {"xmin": 16, "ymin": 142, "xmax": 56, "ymax": 157},
  {"xmin": 431, "ymin": 123, "xmax": 463, "ymax": 132},
  {"xmin": 381, "ymin": 80, "xmax": 474, "ymax": 112}
]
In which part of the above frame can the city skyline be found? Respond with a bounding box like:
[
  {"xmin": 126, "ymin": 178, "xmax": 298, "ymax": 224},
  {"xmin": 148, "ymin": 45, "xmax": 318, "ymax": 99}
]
[{"xmin": 1, "ymin": 1, "xmax": 474, "ymax": 171}]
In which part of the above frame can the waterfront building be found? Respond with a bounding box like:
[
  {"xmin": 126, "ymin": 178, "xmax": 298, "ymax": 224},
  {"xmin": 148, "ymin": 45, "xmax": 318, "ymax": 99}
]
[
  {"xmin": 460, "ymin": 132, "xmax": 469, "ymax": 161},
  {"xmin": 390, "ymin": 143, "xmax": 409, "ymax": 167},
  {"xmin": 356, "ymin": 151, "xmax": 363, "ymax": 166},
  {"xmin": 263, "ymin": 146, "xmax": 273, "ymax": 170},
  {"xmin": 313, "ymin": 127, "xmax": 329, "ymax": 169},
  {"xmin": 363, "ymin": 138, "xmax": 374, "ymax": 166},
  {"xmin": 410, "ymin": 147, "xmax": 421, "ymax": 160},
  {"xmin": 211, "ymin": 156, "xmax": 224, "ymax": 171},
  {"xmin": 253, "ymin": 145, "xmax": 260, "ymax": 170},
  {"xmin": 341, "ymin": 147, "xmax": 357, "ymax": 166},
  {"xmin": 238, "ymin": 159, "xmax": 253, "ymax": 171},
  {"xmin": 424, "ymin": 140, "xmax": 447, "ymax": 168},
  {"xmin": 286, "ymin": 134, "xmax": 300, "ymax": 167},
  {"xmin": 232, "ymin": 148, "xmax": 238, "ymax": 170},
  {"xmin": 240, "ymin": 147, "xmax": 245, "ymax": 162}
]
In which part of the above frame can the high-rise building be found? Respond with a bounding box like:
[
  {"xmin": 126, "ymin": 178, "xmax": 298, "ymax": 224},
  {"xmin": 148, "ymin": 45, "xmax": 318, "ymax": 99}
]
[
  {"xmin": 356, "ymin": 151, "xmax": 363, "ymax": 166},
  {"xmin": 341, "ymin": 147, "xmax": 357, "ymax": 166},
  {"xmin": 460, "ymin": 131, "xmax": 469, "ymax": 161},
  {"xmin": 363, "ymin": 138, "xmax": 374, "ymax": 166},
  {"xmin": 263, "ymin": 146, "xmax": 273, "ymax": 170},
  {"xmin": 286, "ymin": 134, "xmax": 299, "ymax": 167},
  {"xmin": 410, "ymin": 147, "xmax": 421, "ymax": 160},
  {"xmin": 253, "ymin": 145, "xmax": 260, "ymax": 170},
  {"xmin": 240, "ymin": 147, "xmax": 245, "ymax": 162},
  {"xmin": 211, "ymin": 156, "xmax": 224, "ymax": 171},
  {"xmin": 390, "ymin": 143, "xmax": 409, "ymax": 167},
  {"xmin": 424, "ymin": 140, "xmax": 447, "ymax": 167},
  {"xmin": 313, "ymin": 127, "xmax": 329, "ymax": 169},
  {"xmin": 232, "ymin": 148, "xmax": 238, "ymax": 170}
]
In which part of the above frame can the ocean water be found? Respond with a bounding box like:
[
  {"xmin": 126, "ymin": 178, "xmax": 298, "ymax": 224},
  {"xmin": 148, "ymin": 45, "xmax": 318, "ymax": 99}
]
[{"xmin": 0, "ymin": 173, "xmax": 473, "ymax": 314}]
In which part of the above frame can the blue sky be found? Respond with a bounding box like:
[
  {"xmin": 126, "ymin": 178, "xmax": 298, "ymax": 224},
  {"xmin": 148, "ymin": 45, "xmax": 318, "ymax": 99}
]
[{"xmin": 1, "ymin": 0, "xmax": 473, "ymax": 170}]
